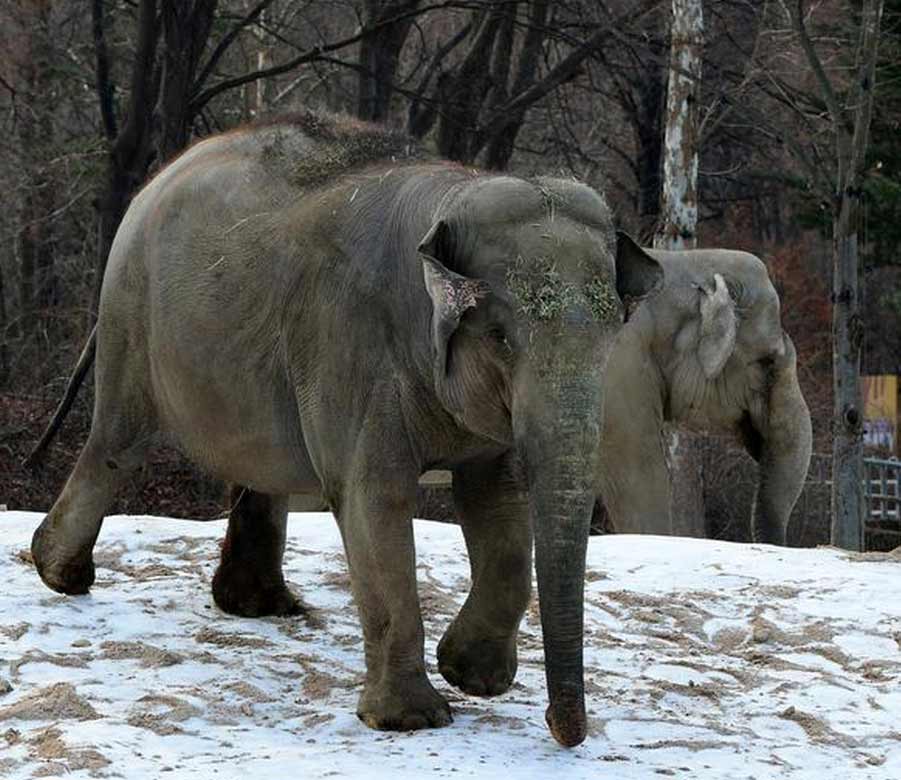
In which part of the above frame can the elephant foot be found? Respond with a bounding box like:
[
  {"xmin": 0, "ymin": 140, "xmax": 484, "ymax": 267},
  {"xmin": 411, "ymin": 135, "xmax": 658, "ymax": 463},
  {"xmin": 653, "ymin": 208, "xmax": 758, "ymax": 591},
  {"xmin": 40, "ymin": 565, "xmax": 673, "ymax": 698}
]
[
  {"xmin": 212, "ymin": 563, "xmax": 305, "ymax": 618},
  {"xmin": 31, "ymin": 520, "xmax": 95, "ymax": 595},
  {"xmin": 356, "ymin": 675, "xmax": 452, "ymax": 731},
  {"xmin": 437, "ymin": 621, "xmax": 517, "ymax": 697}
]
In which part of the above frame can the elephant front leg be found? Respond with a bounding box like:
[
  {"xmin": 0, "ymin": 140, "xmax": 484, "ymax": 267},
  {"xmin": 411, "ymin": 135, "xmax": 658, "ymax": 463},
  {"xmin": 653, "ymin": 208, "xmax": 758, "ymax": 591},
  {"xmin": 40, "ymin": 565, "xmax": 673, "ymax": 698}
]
[
  {"xmin": 439, "ymin": 455, "xmax": 531, "ymax": 697},
  {"xmin": 337, "ymin": 476, "xmax": 452, "ymax": 731},
  {"xmin": 212, "ymin": 487, "xmax": 305, "ymax": 617},
  {"xmin": 599, "ymin": 430, "xmax": 673, "ymax": 536}
]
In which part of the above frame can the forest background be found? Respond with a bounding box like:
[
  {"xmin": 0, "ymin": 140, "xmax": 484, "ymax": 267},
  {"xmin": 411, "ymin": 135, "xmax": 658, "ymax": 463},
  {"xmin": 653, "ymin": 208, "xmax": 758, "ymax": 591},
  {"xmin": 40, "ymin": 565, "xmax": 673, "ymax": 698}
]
[{"xmin": 1, "ymin": 0, "xmax": 898, "ymax": 535}]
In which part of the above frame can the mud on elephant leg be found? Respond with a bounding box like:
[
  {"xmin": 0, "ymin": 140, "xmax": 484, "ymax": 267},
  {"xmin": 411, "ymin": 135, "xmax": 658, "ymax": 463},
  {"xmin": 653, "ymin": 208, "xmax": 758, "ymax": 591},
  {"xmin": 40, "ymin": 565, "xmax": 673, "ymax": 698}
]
[
  {"xmin": 336, "ymin": 476, "xmax": 452, "ymax": 732},
  {"xmin": 438, "ymin": 456, "xmax": 531, "ymax": 697},
  {"xmin": 32, "ymin": 437, "xmax": 146, "ymax": 595},
  {"xmin": 212, "ymin": 487, "xmax": 305, "ymax": 617}
]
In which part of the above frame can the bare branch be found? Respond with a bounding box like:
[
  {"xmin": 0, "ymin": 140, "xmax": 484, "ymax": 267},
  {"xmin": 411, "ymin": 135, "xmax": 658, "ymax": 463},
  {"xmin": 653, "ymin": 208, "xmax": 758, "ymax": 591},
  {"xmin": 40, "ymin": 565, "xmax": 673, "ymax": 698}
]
[
  {"xmin": 407, "ymin": 19, "xmax": 473, "ymax": 136},
  {"xmin": 479, "ymin": 0, "xmax": 659, "ymax": 141},
  {"xmin": 190, "ymin": 1, "xmax": 463, "ymax": 114},
  {"xmin": 112, "ymin": 0, "xmax": 160, "ymax": 162},
  {"xmin": 845, "ymin": 0, "xmax": 885, "ymax": 188},
  {"xmin": 193, "ymin": 0, "xmax": 278, "ymax": 95},
  {"xmin": 790, "ymin": 0, "xmax": 846, "ymax": 178},
  {"xmin": 92, "ymin": 0, "xmax": 118, "ymax": 142}
]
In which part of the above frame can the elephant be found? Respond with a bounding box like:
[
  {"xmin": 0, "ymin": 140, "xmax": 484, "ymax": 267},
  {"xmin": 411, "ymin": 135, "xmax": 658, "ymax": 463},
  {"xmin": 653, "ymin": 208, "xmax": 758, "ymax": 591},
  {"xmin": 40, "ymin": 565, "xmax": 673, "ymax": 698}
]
[
  {"xmin": 594, "ymin": 242, "xmax": 812, "ymax": 544},
  {"xmin": 27, "ymin": 111, "xmax": 662, "ymax": 747}
]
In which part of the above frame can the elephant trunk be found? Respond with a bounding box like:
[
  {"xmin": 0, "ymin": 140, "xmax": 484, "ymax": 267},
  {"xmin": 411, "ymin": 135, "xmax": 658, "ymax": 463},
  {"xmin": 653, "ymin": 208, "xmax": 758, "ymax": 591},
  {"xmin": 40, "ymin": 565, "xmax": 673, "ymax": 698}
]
[{"xmin": 517, "ymin": 368, "xmax": 603, "ymax": 748}]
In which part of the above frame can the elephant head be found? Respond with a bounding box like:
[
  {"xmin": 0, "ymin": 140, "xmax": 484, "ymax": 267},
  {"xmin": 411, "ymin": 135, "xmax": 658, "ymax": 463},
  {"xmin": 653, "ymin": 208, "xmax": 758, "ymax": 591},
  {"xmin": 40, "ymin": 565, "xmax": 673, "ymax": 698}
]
[
  {"xmin": 635, "ymin": 244, "xmax": 788, "ymax": 416},
  {"xmin": 419, "ymin": 177, "xmax": 662, "ymax": 746},
  {"xmin": 611, "ymin": 242, "xmax": 812, "ymax": 544}
]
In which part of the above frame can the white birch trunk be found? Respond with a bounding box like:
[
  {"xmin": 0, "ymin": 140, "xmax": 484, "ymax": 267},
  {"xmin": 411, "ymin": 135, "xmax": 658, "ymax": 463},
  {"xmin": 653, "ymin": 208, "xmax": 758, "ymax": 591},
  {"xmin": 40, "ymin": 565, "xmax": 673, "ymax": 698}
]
[
  {"xmin": 656, "ymin": 0, "xmax": 703, "ymax": 251},
  {"xmin": 658, "ymin": 0, "xmax": 705, "ymax": 537}
]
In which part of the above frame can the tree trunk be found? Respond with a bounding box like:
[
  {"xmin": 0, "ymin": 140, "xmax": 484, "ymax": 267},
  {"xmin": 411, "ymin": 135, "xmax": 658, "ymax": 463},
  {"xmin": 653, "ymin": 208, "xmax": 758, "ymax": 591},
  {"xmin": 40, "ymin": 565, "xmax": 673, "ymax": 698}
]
[
  {"xmin": 0, "ymin": 260, "xmax": 8, "ymax": 385},
  {"xmin": 481, "ymin": 0, "xmax": 548, "ymax": 170},
  {"xmin": 636, "ymin": 54, "xmax": 666, "ymax": 236},
  {"xmin": 154, "ymin": 1, "xmax": 218, "ymax": 166},
  {"xmin": 357, "ymin": 1, "xmax": 420, "ymax": 122},
  {"xmin": 245, "ymin": 3, "xmax": 270, "ymax": 116},
  {"xmin": 656, "ymin": 0, "xmax": 705, "ymax": 537},
  {"xmin": 15, "ymin": 0, "xmax": 55, "ymax": 330},
  {"xmin": 92, "ymin": 0, "xmax": 160, "ymax": 307},
  {"xmin": 436, "ymin": 6, "xmax": 507, "ymax": 162},
  {"xmin": 828, "ymin": 0, "xmax": 884, "ymax": 550},
  {"xmin": 655, "ymin": 0, "xmax": 703, "ymax": 250}
]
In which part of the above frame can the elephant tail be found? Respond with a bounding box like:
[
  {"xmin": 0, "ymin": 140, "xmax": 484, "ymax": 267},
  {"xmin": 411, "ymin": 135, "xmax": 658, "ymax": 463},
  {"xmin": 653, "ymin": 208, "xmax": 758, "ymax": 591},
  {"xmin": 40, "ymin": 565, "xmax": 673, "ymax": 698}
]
[{"xmin": 23, "ymin": 325, "xmax": 97, "ymax": 469}]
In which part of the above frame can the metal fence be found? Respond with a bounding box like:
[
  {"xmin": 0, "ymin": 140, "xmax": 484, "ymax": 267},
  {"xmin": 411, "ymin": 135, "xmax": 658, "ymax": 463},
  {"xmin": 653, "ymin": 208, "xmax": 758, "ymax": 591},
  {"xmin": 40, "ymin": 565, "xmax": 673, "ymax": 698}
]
[
  {"xmin": 698, "ymin": 444, "xmax": 901, "ymax": 550},
  {"xmin": 865, "ymin": 458, "xmax": 901, "ymax": 521}
]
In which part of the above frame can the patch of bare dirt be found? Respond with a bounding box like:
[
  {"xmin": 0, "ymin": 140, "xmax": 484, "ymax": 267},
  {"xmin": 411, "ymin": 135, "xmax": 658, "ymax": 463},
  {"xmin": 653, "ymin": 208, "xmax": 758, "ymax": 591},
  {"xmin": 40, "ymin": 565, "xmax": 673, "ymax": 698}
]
[
  {"xmin": 474, "ymin": 713, "xmax": 529, "ymax": 730},
  {"xmin": 651, "ymin": 680, "xmax": 722, "ymax": 702},
  {"xmin": 27, "ymin": 726, "xmax": 110, "ymax": 776},
  {"xmin": 223, "ymin": 681, "xmax": 275, "ymax": 703},
  {"xmin": 0, "ymin": 622, "xmax": 30, "ymax": 641},
  {"xmin": 418, "ymin": 576, "xmax": 458, "ymax": 621},
  {"xmin": 147, "ymin": 536, "xmax": 216, "ymax": 561},
  {"xmin": 8, "ymin": 650, "xmax": 91, "ymax": 679},
  {"xmin": 194, "ymin": 627, "xmax": 272, "ymax": 649},
  {"xmin": 99, "ymin": 640, "xmax": 183, "ymax": 667},
  {"xmin": 301, "ymin": 668, "xmax": 346, "ymax": 700},
  {"xmin": 12, "ymin": 549, "xmax": 33, "ymax": 567},
  {"xmin": 635, "ymin": 738, "xmax": 735, "ymax": 752},
  {"xmin": 710, "ymin": 626, "xmax": 749, "ymax": 651},
  {"xmin": 841, "ymin": 548, "xmax": 901, "ymax": 563},
  {"xmin": 321, "ymin": 570, "xmax": 351, "ymax": 591},
  {"xmin": 0, "ymin": 683, "xmax": 99, "ymax": 721},
  {"xmin": 94, "ymin": 545, "xmax": 182, "ymax": 582},
  {"xmin": 302, "ymin": 712, "xmax": 335, "ymax": 729},
  {"xmin": 859, "ymin": 660, "xmax": 901, "ymax": 681},
  {"xmin": 779, "ymin": 705, "xmax": 852, "ymax": 746},
  {"xmin": 126, "ymin": 694, "xmax": 201, "ymax": 736}
]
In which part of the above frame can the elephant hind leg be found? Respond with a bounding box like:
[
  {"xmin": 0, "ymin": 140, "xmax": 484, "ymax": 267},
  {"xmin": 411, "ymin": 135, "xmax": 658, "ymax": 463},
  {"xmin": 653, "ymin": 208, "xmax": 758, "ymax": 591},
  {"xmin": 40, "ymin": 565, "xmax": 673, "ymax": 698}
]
[
  {"xmin": 32, "ymin": 309, "xmax": 158, "ymax": 595},
  {"xmin": 32, "ymin": 429, "xmax": 151, "ymax": 595},
  {"xmin": 212, "ymin": 487, "xmax": 306, "ymax": 617}
]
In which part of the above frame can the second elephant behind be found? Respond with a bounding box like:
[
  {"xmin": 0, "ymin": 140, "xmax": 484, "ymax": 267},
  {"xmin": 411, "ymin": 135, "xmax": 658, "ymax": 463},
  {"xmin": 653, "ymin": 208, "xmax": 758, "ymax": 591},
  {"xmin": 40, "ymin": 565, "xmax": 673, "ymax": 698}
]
[{"xmin": 597, "ymin": 236, "xmax": 812, "ymax": 544}]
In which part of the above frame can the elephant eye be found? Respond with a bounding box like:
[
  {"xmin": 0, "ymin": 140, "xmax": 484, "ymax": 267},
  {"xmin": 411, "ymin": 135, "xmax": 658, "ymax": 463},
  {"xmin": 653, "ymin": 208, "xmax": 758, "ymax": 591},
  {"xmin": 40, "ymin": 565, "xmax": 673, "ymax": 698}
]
[
  {"xmin": 726, "ymin": 279, "xmax": 751, "ymax": 311},
  {"xmin": 486, "ymin": 325, "xmax": 511, "ymax": 351}
]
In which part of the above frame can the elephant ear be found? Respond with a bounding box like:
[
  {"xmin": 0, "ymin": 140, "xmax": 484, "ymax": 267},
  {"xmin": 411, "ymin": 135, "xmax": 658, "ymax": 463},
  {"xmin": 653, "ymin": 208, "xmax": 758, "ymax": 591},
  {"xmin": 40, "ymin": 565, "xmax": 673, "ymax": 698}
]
[
  {"xmin": 615, "ymin": 231, "xmax": 664, "ymax": 303},
  {"xmin": 697, "ymin": 273, "xmax": 737, "ymax": 379},
  {"xmin": 419, "ymin": 220, "xmax": 490, "ymax": 385}
]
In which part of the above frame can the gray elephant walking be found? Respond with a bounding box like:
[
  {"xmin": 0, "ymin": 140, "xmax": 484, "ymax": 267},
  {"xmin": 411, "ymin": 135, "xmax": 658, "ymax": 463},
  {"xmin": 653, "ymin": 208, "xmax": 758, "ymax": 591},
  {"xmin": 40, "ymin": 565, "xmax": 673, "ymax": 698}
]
[
  {"xmin": 595, "ymin": 243, "xmax": 812, "ymax": 543},
  {"xmin": 28, "ymin": 112, "xmax": 662, "ymax": 747}
]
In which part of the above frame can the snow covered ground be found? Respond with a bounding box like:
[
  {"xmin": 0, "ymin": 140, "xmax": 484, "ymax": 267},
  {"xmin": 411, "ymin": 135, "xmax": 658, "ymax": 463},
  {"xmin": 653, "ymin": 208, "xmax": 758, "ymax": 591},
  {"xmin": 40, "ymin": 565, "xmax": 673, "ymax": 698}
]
[{"xmin": 0, "ymin": 510, "xmax": 899, "ymax": 780}]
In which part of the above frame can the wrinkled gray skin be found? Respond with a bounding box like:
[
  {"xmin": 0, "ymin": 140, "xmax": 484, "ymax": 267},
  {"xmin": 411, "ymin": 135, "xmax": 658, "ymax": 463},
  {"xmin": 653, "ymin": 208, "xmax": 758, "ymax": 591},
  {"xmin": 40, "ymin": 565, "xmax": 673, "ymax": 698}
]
[
  {"xmin": 595, "ymin": 246, "xmax": 812, "ymax": 543},
  {"xmin": 30, "ymin": 115, "xmax": 662, "ymax": 748}
]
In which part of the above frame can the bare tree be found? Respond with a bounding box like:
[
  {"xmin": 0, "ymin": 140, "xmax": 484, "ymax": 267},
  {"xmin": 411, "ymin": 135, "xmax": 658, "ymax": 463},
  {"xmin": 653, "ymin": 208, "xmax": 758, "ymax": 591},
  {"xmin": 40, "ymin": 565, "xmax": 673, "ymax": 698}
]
[
  {"xmin": 13, "ymin": 0, "xmax": 56, "ymax": 330},
  {"xmin": 92, "ymin": 0, "xmax": 160, "ymax": 304},
  {"xmin": 654, "ymin": 0, "xmax": 705, "ymax": 538},
  {"xmin": 656, "ymin": 0, "xmax": 703, "ymax": 250},
  {"xmin": 357, "ymin": 0, "xmax": 421, "ymax": 121},
  {"xmin": 789, "ymin": 0, "xmax": 886, "ymax": 550},
  {"xmin": 154, "ymin": 1, "xmax": 219, "ymax": 165}
]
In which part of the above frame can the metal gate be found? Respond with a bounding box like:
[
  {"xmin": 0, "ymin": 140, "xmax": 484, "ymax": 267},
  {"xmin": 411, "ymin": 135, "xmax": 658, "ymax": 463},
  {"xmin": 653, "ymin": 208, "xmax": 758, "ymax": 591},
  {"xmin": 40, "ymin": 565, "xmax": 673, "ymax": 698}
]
[{"xmin": 865, "ymin": 457, "xmax": 901, "ymax": 549}]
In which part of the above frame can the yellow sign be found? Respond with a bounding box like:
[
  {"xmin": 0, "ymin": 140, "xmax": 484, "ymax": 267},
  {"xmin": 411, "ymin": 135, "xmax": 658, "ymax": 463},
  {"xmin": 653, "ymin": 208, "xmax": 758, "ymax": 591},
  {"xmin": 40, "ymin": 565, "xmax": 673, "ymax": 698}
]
[{"xmin": 863, "ymin": 375, "xmax": 898, "ymax": 454}]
